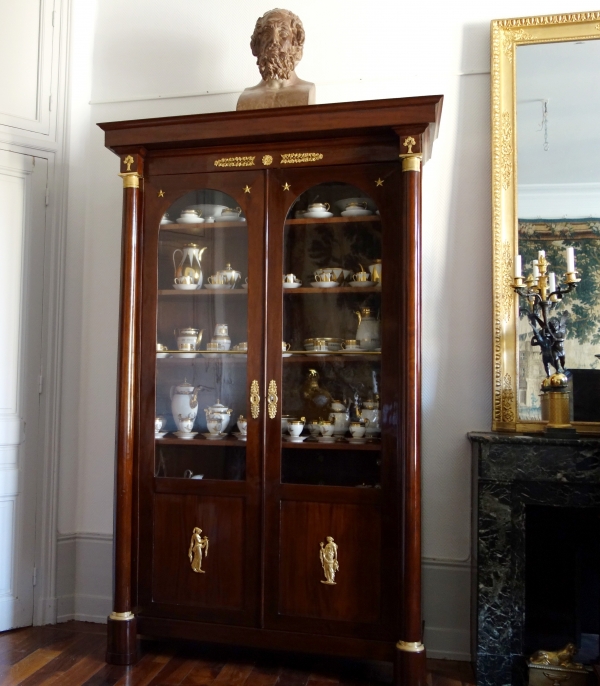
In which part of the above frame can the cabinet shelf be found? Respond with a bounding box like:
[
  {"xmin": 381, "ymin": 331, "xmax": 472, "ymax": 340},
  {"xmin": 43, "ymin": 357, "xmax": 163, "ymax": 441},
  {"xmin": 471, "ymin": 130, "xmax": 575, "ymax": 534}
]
[
  {"xmin": 282, "ymin": 439, "xmax": 381, "ymax": 451},
  {"xmin": 157, "ymin": 436, "xmax": 245, "ymax": 447},
  {"xmin": 158, "ymin": 289, "xmax": 247, "ymax": 296},
  {"xmin": 285, "ymin": 216, "xmax": 381, "ymax": 225},
  {"xmin": 284, "ymin": 286, "xmax": 381, "ymax": 294},
  {"xmin": 283, "ymin": 352, "xmax": 380, "ymax": 362},
  {"xmin": 160, "ymin": 221, "xmax": 247, "ymax": 232}
]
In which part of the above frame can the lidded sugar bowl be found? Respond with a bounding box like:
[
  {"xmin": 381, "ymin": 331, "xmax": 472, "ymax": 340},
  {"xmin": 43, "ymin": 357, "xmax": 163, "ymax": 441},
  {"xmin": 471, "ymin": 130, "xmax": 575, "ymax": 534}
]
[{"xmin": 204, "ymin": 400, "xmax": 233, "ymax": 432}]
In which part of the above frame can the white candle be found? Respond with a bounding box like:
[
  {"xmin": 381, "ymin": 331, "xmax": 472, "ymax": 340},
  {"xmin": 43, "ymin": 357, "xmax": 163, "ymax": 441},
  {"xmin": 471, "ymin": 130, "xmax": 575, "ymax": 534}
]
[
  {"xmin": 514, "ymin": 255, "xmax": 522, "ymax": 278},
  {"xmin": 538, "ymin": 250, "xmax": 545, "ymax": 260},
  {"xmin": 532, "ymin": 260, "xmax": 540, "ymax": 279},
  {"xmin": 566, "ymin": 247, "xmax": 575, "ymax": 273},
  {"xmin": 548, "ymin": 272, "xmax": 556, "ymax": 294}
]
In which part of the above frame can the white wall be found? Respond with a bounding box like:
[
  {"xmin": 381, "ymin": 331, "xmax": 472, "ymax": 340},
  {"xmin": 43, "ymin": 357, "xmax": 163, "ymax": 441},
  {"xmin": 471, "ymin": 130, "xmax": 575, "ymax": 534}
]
[{"xmin": 56, "ymin": 0, "xmax": 600, "ymax": 658}]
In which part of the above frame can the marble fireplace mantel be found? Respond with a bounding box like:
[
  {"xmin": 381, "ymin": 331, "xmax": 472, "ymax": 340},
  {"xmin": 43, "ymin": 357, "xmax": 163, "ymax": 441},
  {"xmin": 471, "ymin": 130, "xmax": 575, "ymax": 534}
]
[{"xmin": 469, "ymin": 432, "xmax": 600, "ymax": 686}]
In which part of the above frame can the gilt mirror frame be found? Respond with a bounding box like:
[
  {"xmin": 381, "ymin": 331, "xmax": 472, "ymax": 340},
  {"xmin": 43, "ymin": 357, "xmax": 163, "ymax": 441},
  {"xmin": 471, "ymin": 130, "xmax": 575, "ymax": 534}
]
[{"xmin": 492, "ymin": 11, "xmax": 600, "ymax": 433}]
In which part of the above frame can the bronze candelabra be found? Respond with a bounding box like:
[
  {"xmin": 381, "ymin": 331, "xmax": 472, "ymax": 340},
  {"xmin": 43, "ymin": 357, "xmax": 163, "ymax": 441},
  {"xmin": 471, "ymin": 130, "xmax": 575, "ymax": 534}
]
[{"xmin": 512, "ymin": 249, "xmax": 580, "ymax": 432}]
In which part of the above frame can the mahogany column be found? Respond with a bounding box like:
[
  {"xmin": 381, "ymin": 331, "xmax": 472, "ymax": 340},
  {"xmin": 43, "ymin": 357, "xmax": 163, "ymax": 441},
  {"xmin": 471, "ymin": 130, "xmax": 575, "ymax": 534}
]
[
  {"xmin": 395, "ymin": 144, "xmax": 426, "ymax": 686},
  {"xmin": 106, "ymin": 155, "xmax": 143, "ymax": 665}
]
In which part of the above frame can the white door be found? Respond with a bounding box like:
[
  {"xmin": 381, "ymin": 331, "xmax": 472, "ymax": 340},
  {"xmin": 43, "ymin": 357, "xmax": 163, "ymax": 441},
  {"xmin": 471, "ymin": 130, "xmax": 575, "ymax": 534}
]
[{"xmin": 0, "ymin": 149, "xmax": 47, "ymax": 630}]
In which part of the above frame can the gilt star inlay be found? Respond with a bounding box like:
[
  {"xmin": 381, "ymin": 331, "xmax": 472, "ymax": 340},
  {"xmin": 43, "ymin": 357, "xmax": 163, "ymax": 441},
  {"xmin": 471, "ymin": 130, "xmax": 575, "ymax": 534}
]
[
  {"xmin": 158, "ymin": 190, "xmax": 165, "ymax": 197},
  {"xmin": 243, "ymin": 185, "xmax": 251, "ymax": 194},
  {"xmin": 282, "ymin": 182, "xmax": 291, "ymax": 191},
  {"xmin": 375, "ymin": 178, "xmax": 384, "ymax": 187}
]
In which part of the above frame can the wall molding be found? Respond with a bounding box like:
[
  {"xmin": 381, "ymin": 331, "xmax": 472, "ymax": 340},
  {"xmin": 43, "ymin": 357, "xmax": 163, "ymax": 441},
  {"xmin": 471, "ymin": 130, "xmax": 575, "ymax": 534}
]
[
  {"xmin": 31, "ymin": 0, "xmax": 73, "ymax": 627},
  {"xmin": 518, "ymin": 181, "xmax": 600, "ymax": 219}
]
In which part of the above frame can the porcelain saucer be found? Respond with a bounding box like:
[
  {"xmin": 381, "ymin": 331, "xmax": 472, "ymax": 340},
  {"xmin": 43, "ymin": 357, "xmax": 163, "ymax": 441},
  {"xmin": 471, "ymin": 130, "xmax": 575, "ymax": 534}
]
[
  {"xmin": 202, "ymin": 432, "xmax": 228, "ymax": 440},
  {"xmin": 349, "ymin": 281, "xmax": 374, "ymax": 288},
  {"xmin": 177, "ymin": 216, "xmax": 205, "ymax": 224},
  {"xmin": 177, "ymin": 352, "xmax": 197, "ymax": 359},
  {"xmin": 347, "ymin": 437, "xmax": 368, "ymax": 444},
  {"xmin": 242, "ymin": 284, "xmax": 248, "ymax": 289},
  {"xmin": 283, "ymin": 282, "xmax": 302, "ymax": 289},
  {"xmin": 310, "ymin": 281, "xmax": 338, "ymax": 288},
  {"xmin": 154, "ymin": 431, "xmax": 167, "ymax": 439},
  {"xmin": 204, "ymin": 284, "xmax": 232, "ymax": 290},
  {"xmin": 304, "ymin": 211, "xmax": 333, "ymax": 219},
  {"xmin": 283, "ymin": 435, "xmax": 307, "ymax": 442},
  {"xmin": 173, "ymin": 284, "xmax": 199, "ymax": 291},
  {"xmin": 214, "ymin": 216, "xmax": 246, "ymax": 223},
  {"xmin": 341, "ymin": 208, "xmax": 373, "ymax": 217},
  {"xmin": 156, "ymin": 352, "xmax": 170, "ymax": 359},
  {"xmin": 174, "ymin": 431, "xmax": 198, "ymax": 439},
  {"xmin": 317, "ymin": 436, "xmax": 336, "ymax": 443}
]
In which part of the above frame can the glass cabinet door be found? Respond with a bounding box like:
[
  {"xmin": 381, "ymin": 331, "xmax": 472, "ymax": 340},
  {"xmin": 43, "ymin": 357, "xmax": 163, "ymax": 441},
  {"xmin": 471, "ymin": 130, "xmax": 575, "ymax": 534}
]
[
  {"xmin": 138, "ymin": 173, "xmax": 264, "ymax": 626},
  {"xmin": 153, "ymin": 188, "xmax": 253, "ymax": 481},
  {"xmin": 263, "ymin": 165, "xmax": 399, "ymax": 639}
]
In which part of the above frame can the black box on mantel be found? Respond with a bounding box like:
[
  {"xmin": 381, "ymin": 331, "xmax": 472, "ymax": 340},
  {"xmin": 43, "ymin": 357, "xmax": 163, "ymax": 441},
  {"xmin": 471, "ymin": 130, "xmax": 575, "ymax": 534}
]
[
  {"xmin": 569, "ymin": 369, "xmax": 600, "ymax": 422},
  {"xmin": 528, "ymin": 663, "xmax": 594, "ymax": 686}
]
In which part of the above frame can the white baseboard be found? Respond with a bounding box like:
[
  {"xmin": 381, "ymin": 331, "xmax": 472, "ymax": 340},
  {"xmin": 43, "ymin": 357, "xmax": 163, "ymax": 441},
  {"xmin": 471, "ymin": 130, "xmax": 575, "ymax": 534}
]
[
  {"xmin": 55, "ymin": 535, "xmax": 472, "ymax": 660},
  {"xmin": 423, "ymin": 558, "xmax": 472, "ymax": 661},
  {"xmin": 56, "ymin": 532, "xmax": 112, "ymax": 623}
]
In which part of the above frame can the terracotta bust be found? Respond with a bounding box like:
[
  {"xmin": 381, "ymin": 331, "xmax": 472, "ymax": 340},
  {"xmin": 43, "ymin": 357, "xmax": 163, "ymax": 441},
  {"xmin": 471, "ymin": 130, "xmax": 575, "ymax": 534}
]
[{"xmin": 236, "ymin": 8, "xmax": 316, "ymax": 111}]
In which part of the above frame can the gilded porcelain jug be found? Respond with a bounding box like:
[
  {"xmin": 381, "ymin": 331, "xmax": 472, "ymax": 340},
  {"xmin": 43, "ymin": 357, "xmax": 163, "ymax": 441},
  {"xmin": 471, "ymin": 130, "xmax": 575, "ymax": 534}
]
[{"xmin": 173, "ymin": 243, "xmax": 207, "ymax": 288}]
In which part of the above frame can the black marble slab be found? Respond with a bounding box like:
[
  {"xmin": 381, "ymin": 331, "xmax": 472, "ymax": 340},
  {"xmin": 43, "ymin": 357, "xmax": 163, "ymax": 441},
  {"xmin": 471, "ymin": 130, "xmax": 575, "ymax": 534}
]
[{"xmin": 469, "ymin": 432, "xmax": 600, "ymax": 686}]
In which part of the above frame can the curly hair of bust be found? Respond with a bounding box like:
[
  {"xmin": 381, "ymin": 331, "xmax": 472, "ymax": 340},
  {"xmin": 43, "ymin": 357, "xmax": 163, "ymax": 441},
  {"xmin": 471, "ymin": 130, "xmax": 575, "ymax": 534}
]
[{"xmin": 250, "ymin": 9, "xmax": 305, "ymax": 81}]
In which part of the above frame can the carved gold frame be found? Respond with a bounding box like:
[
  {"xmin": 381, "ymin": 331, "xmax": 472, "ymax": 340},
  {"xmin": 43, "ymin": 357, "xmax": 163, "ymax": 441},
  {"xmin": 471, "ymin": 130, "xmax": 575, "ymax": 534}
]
[{"xmin": 491, "ymin": 12, "xmax": 600, "ymax": 433}]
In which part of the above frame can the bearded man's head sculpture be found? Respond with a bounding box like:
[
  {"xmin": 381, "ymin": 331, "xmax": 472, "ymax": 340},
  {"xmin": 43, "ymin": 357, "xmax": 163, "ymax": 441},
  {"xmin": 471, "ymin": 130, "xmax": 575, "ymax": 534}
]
[
  {"xmin": 250, "ymin": 9, "xmax": 305, "ymax": 81},
  {"xmin": 236, "ymin": 8, "xmax": 315, "ymax": 111}
]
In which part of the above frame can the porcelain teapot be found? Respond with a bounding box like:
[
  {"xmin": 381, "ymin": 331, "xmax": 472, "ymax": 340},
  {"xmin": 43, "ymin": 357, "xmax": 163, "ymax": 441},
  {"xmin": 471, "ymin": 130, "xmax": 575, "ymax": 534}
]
[
  {"xmin": 328, "ymin": 399, "xmax": 350, "ymax": 435},
  {"xmin": 173, "ymin": 243, "xmax": 207, "ymax": 288},
  {"xmin": 217, "ymin": 263, "xmax": 242, "ymax": 288},
  {"xmin": 354, "ymin": 307, "xmax": 380, "ymax": 351},
  {"xmin": 204, "ymin": 399, "xmax": 233, "ymax": 432},
  {"xmin": 170, "ymin": 381, "xmax": 204, "ymax": 431}
]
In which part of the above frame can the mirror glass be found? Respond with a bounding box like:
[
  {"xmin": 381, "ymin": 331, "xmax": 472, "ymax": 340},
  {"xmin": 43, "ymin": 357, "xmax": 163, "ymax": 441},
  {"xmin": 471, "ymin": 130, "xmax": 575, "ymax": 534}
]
[{"xmin": 516, "ymin": 40, "xmax": 600, "ymax": 421}]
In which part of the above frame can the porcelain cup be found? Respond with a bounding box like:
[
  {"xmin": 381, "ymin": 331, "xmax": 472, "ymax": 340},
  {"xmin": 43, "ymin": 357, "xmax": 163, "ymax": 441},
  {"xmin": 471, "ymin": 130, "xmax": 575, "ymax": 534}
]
[
  {"xmin": 282, "ymin": 342, "xmax": 291, "ymax": 352},
  {"xmin": 156, "ymin": 343, "xmax": 168, "ymax": 352},
  {"xmin": 288, "ymin": 418, "xmax": 305, "ymax": 437},
  {"xmin": 206, "ymin": 342, "xmax": 220, "ymax": 351},
  {"xmin": 155, "ymin": 416, "xmax": 165, "ymax": 432},
  {"xmin": 179, "ymin": 415, "xmax": 195, "ymax": 433},
  {"xmin": 281, "ymin": 416, "xmax": 293, "ymax": 434},
  {"xmin": 349, "ymin": 422, "xmax": 366, "ymax": 438},
  {"xmin": 342, "ymin": 340, "xmax": 360, "ymax": 350},
  {"xmin": 346, "ymin": 201, "xmax": 367, "ymax": 210},
  {"xmin": 315, "ymin": 271, "xmax": 333, "ymax": 282},
  {"xmin": 208, "ymin": 274, "xmax": 225, "ymax": 285},
  {"xmin": 308, "ymin": 202, "xmax": 330, "ymax": 212},
  {"xmin": 283, "ymin": 274, "xmax": 297, "ymax": 283},
  {"xmin": 353, "ymin": 271, "xmax": 369, "ymax": 282},
  {"xmin": 237, "ymin": 415, "xmax": 248, "ymax": 434},
  {"xmin": 237, "ymin": 342, "xmax": 248, "ymax": 351},
  {"xmin": 313, "ymin": 339, "xmax": 328, "ymax": 352},
  {"xmin": 319, "ymin": 421, "xmax": 335, "ymax": 437},
  {"xmin": 178, "ymin": 342, "xmax": 195, "ymax": 352},
  {"xmin": 175, "ymin": 276, "xmax": 193, "ymax": 285}
]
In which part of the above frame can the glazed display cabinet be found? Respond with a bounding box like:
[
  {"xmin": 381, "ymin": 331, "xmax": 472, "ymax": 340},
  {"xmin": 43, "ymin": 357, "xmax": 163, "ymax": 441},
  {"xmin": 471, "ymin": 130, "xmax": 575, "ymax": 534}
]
[{"xmin": 99, "ymin": 95, "xmax": 442, "ymax": 686}]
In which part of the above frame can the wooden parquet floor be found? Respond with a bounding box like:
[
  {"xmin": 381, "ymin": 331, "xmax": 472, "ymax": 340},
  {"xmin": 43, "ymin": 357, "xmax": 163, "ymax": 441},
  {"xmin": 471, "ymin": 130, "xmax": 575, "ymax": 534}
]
[{"xmin": 0, "ymin": 622, "xmax": 475, "ymax": 686}]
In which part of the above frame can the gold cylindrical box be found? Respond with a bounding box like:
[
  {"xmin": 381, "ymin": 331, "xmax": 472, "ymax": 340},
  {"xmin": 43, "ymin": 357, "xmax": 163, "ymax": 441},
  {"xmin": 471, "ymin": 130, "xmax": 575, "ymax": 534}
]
[{"xmin": 547, "ymin": 391, "xmax": 571, "ymax": 429}]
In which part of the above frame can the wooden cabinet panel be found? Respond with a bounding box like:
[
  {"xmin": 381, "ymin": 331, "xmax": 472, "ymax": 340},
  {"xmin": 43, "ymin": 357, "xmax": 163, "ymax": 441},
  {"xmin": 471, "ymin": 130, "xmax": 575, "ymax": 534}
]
[
  {"xmin": 277, "ymin": 500, "xmax": 381, "ymax": 625},
  {"xmin": 152, "ymin": 494, "xmax": 245, "ymax": 610}
]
